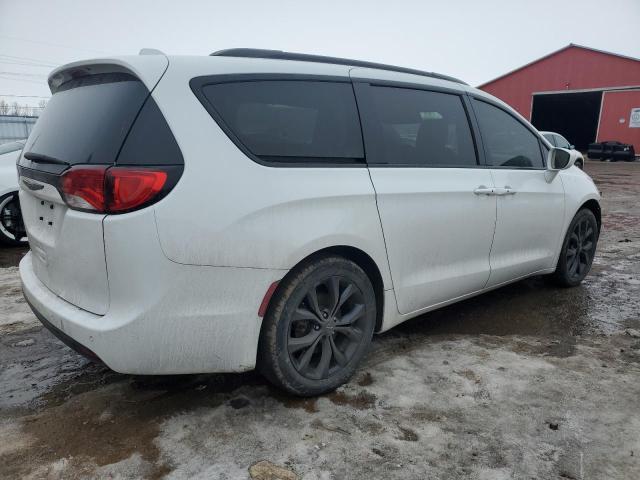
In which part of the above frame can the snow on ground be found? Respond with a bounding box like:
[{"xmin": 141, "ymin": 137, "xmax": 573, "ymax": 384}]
[
  {"xmin": 149, "ymin": 335, "xmax": 640, "ymax": 480},
  {"xmin": 0, "ymin": 266, "xmax": 38, "ymax": 330}
]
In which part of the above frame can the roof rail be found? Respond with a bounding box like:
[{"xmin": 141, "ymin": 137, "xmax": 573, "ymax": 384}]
[{"xmin": 210, "ymin": 48, "xmax": 468, "ymax": 85}]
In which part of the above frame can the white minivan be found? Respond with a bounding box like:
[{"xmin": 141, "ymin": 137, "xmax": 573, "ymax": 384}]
[{"xmin": 19, "ymin": 49, "xmax": 601, "ymax": 395}]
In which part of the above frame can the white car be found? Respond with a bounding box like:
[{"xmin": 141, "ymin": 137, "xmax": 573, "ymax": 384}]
[
  {"xmin": 540, "ymin": 131, "xmax": 584, "ymax": 169},
  {"xmin": 19, "ymin": 49, "xmax": 601, "ymax": 396},
  {"xmin": 0, "ymin": 139, "xmax": 27, "ymax": 245}
]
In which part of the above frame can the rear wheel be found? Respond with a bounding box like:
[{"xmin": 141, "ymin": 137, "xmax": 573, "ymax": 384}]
[
  {"xmin": 0, "ymin": 192, "xmax": 27, "ymax": 246},
  {"xmin": 258, "ymin": 255, "xmax": 376, "ymax": 396},
  {"xmin": 553, "ymin": 209, "xmax": 598, "ymax": 287}
]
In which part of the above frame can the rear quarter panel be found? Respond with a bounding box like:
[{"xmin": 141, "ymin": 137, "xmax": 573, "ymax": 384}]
[{"xmin": 150, "ymin": 57, "xmax": 392, "ymax": 288}]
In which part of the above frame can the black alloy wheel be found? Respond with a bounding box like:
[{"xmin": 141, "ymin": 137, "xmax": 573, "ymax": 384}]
[
  {"xmin": 553, "ymin": 209, "xmax": 598, "ymax": 287},
  {"xmin": 258, "ymin": 255, "xmax": 376, "ymax": 396},
  {"xmin": 288, "ymin": 276, "xmax": 367, "ymax": 380},
  {"xmin": 565, "ymin": 217, "xmax": 596, "ymax": 282},
  {"xmin": 0, "ymin": 192, "xmax": 27, "ymax": 246}
]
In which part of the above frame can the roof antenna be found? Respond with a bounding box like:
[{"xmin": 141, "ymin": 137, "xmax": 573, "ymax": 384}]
[{"xmin": 139, "ymin": 48, "xmax": 165, "ymax": 56}]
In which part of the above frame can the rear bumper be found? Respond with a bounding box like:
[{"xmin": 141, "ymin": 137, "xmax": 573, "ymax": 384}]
[
  {"xmin": 24, "ymin": 293, "xmax": 102, "ymax": 363},
  {"xmin": 20, "ymin": 251, "xmax": 283, "ymax": 374}
]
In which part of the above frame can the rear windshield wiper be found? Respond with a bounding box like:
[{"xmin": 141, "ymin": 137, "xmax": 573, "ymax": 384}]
[{"xmin": 23, "ymin": 152, "xmax": 70, "ymax": 166}]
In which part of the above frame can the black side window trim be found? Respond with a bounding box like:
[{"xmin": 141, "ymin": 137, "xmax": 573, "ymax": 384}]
[
  {"xmin": 468, "ymin": 96, "xmax": 547, "ymax": 170},
  {"xmin": 190, "ymin": 74, "xmax": 367, "ymax": 168},
  {"xmin": 356, "ymin": 77, "xmax": 467, "ymax": 96},
  {"xmin": 352, "ymin": 81, "xmax": 481, "ymax": 168}
]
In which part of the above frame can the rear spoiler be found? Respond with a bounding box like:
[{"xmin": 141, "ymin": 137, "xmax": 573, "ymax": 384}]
[{"xmin": 48, "ymin": 55, "xmax": 169, "ymax": 94}]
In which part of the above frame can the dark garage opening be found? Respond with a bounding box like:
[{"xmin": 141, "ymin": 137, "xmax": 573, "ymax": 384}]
[{"xmin": 531, "ymin": 91, "xmax": 602, "ymax": 151}]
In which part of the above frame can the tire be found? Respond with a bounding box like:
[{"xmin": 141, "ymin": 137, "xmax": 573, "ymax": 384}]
[
  {"xmin": 552, "ymin": 209, "xmax": 598, "ymax": 287},
  {"xmin": 258, "ymin": 255, "xmax": 376, "ymax": 396},
  {"xmin": 0, "ymin": 191, "xmax": 28, "ymax": 246}
]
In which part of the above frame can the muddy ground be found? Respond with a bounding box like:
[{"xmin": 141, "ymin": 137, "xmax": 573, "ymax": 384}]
[{"xmin": 1, "ymin": 160, "xmax": 639, "ymax": 479}]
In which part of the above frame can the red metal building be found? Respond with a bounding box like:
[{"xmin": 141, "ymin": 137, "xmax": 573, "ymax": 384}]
[{"xmin": 479, "ymin": 44, "xmax": 640, "ymax": 152}]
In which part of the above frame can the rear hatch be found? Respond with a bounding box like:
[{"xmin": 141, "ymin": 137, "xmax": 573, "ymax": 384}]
[{"xmin": 18, "ymin": 58, "xmax": 169, "ymax": 315}]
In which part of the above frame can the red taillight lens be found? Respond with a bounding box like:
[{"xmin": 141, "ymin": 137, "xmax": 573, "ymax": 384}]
[
  {"xmin": 61, "ymin": 166, "xmax": 107, "ymax": 211},
  {"xmin": 106, "ymin": 168, "xmax": 167, "ymax": 213},
  {"xmin": 61, "ymin": 166, "xmax": 169, "ymax": 214}
]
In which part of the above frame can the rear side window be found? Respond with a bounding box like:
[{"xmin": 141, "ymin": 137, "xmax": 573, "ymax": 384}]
[
  {"xmin": 199, "ymin": 80, "xmax": 364, "ymax": 164},
  {"xmin": 473, "ymin": 99, "xmax": 544, "ymax": 168},
  {"xmin": 116, "ymin": 97, "xmax": 184, "ymax": 166},
  {"xmin": 367, "ymin": 86, "xmax": 476, "ymax": 166},
  {"xmin": 22, "ymin": 73, "xmax": 148, "ymax": 166}
]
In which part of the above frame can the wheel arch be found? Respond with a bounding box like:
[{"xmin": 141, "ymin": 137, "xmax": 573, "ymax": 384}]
[
  {"xmin": 579, "ymin": 199, "xmax": 602, "ymax": 235},
  {"xmin": 267, "ymin": 245, "xmax": 386, "ymax": 333}
]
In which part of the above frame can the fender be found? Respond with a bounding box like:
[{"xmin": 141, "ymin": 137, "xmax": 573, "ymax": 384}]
[{"xmin": 552, "ymin": 169, "xmax": 601, "ymax": 267}]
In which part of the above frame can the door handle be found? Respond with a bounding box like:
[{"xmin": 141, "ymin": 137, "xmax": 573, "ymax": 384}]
[
  {"xmin": 473, "ymin": 186, "xmax": 495, "ymax": 195},
  {"xmin": 494, "ymin": 186, "xmax": 517, "ymax": 196}
]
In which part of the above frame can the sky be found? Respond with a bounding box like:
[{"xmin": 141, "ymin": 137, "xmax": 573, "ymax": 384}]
[{"xmin": 1, "ymin": 0, "xmax": 639, "ymax": 108}]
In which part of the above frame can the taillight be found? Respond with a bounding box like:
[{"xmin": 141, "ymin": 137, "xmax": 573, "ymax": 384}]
[
  {"xmin": 60, "ymin": 165, "xmax": 173, "ymax": 214},
  {"xmin": 107, "ymin": 168, "xmax": 167, "ymax": 212},
  {"xmin": 61, "ymin": 166, "xmax": 107, "ymax": 211}
]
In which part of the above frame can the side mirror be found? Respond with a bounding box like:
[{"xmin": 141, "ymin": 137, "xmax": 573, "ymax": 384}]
[
  {"xmin": 547, "ymin": 147, "xmax": 574, "ymax": 170},
  {"xmin": 569, "ymin": 144, "xmax": 575, "ymax": 150}
]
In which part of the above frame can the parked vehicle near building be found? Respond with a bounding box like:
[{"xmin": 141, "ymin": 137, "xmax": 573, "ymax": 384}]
[
  {"xmin": 19, "ymin": 49, "xmax": 601, "ymax": 396},
  {"xmin": 479, "ymin": 44, "xmax": 640, "ymax": 155},
  {"xmin": 0, "ymin": 139, "xmax": 27, "ymax": 245},
  {"xmin": 540, "ymin": 131, "xmax": 584, "ymax": 169},
  {"xmin": 587, "ymin": 141, "xmax": 636, "ymax": 161}
]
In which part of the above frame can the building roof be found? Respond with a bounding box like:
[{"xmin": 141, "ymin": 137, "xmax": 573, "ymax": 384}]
[{"xmin": 478, "ymin": 44, "xmax": 640, "ymax": 88}]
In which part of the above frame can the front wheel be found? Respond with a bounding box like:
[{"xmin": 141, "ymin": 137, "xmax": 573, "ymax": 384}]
[
  {"xmin": 0, "ymin": 192, "xmax": 27, "ymax": 246},
  {"xmin": 258, "ymin": 255, "xmax": 376, "ymax": 396},
  {"xmin": 553, "ymin": 209, "xmax": 598, "ymax": 287}
]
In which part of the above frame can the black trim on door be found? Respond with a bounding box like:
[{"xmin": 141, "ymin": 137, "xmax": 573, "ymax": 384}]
[{"xmin": 350, "ymin": 76, "xmax": 465, "ymax": 96}]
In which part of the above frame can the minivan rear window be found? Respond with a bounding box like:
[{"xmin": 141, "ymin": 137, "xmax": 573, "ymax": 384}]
[
  {"xmin": 199, "ymin": 80, "xmax": 364, "ymax": 164},
  {"xmin": 21, "ymin": 73, "xmax": 148, "ymax": 167}
]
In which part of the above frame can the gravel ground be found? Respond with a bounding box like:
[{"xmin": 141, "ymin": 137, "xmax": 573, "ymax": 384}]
[{"xmin": 1, "ymin": 160, "xmax": 639, "ymax": 479}]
